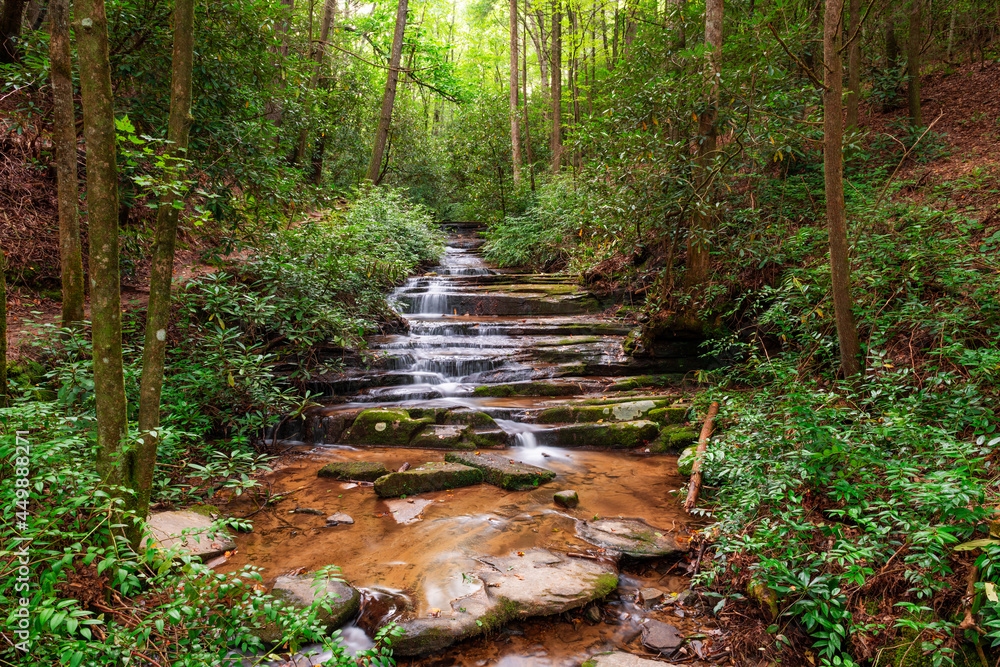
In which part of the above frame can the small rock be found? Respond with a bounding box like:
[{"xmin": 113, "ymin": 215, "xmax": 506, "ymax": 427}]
[
  {"xmin": 554, "ymin": 490, "xmax": 579, "ymax": 508},
  {"xmin": 291, "ymin": 507, "xmax": 324, "ymax": 515},
  {"xmin": 641, "ymin": 620, "xmax": 683, "ymax": 653},
  {"xmin": 585, "ymin": 606, "xmax": 602, "ymax": 623},
  {"xmin": 638, "ymin": 587, "xmax": 664, "ymax": 609},
  {"xmin": 325, "ymin": 513, "xmax": 354, "ymax": 526}
]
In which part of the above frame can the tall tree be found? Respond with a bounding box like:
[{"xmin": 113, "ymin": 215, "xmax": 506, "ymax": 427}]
[
  {"xmin": 134, "ymin": 0, "xmax": 196, "ymax": 528},
  {"xmin": 550, "ymin": 0, "xmax": 562, "ymax": 172},
  {"xmin": 294, "ymin": 0, "xmax": 337, "ymax": 166},
  {"xmin": 366, "ymin": 0, "xmax": 408, "ymax": 184},
  {"xmin": 76, "ymin": 0, "xmax": 130, "ymax": 498},
  {"xmin": 684, "ymin": 0, "xmax": 722, "ymax": 288},
  {"xmin": 50, "ymin": 0, "xmax": 85, "ymax": 329},
  {"xmin": 0, "ymin": 249, "xmax": 6, "ymax": 405},
  {"xmin": 906, "ymin": 0, "xmax": 922, "ymax": 127},
  {"xmin": 0, "ymin": 0, "xmax": 29, "ymax": 63},
  {"xmin": 510, "ymin": 0, "xmax": 522, "ymax": 183},
  {"xmin": 823, "ymin": 0, "xmax": 862, "ymax": 378},
  {"xmin": 845, "ymin": 0, "xmax": 860, "ymax": 128}
]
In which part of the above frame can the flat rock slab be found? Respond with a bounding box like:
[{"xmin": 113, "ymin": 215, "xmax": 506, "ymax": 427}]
[
  {"xmin": 584, "ymin": 652, "xmax": 683, "ymax": 667},
  {"xmin": 541, "ymin": 420, "xmax": 660, "ymax": 449},
  {"xmin": 444, "ymin": 451, "xmax": 556, "ymax": 490},
  {"xmin": 642, "ymin": 620, "xmax": 684, "ymax": 652},
  {"xmin": 144, "ymin": 510, "xmax": 235, "ymax": 560},
  {"xmin": 256, "ymin": 573, "xmax": 361, "ymax": 644},
  {"xmin": 390, "ymin": 548, "xmax": 619, "ymax": 656},
  {"xmin": 383, "ymin": 498, "xmax": 435, "ymax": 524},
  {"xmin": 317, "ymin": 461, "xmax": 390, "ymax": 481},
  {"xmin": 536, "ymin": 400, "xmax": 668, "ymax": 424},
  {"xmin": 411, "ymin": 424, "xmax": 474, "ymax": 449},
  {"xmin": 577, "ymin": 518, "xmax": 686, "ymax": 557},
  {"xmin": 374, "ymin": 462, "xmax": 483, "ymax": 498}
]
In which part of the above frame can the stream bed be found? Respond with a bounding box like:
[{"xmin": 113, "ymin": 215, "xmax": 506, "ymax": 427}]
[{"xmin": 212, "ymin": 223, "xmax": 720, "ymax": 665}]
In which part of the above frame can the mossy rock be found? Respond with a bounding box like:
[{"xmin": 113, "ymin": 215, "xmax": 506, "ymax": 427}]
[
  {"xmin": 341, "ymin": 408, "xmax": 434, "ymax": 447},
  {"xmin": 406, "ymin": 407, "xmax": 449, "ymax": 422},
  {"xmin": 255, "ymin": 573, "xmax": 361, "ymax": 644},
  {"xmin": 411, "ymin": 425, "xmax": 475, "ymax": 450},
  {"xmin": 444, "ymin": 409, "xmax": 499, "ymax": 429},
  {"xmin": 676, "ymin": 446, "xmax": 698, "ymax": 476},
  {"xmin": 374, "ymin": 462, "xmax": 484, "ymax": 498},
  {"xmin": 467, "ymin": 429, "xmax": 510, "ymax": 448},
  {"xmin": 547, "ymin": 420, "xmax": 660, "ymax": 449},
  {"xmin": 646, "ymin": 406, "xmax": 688, "ymax": 425},
  {"xmin": 473, "ymin": 382, "xmax": 579, "ymax": 397},
  {"xmin": 317, "ymin": 461, "xmax": 390, "ymax": 482},
  {"xmin": 649, "ymin": 425, "xmax": 700, "ymax": 454},
  {"xmin": 610, "ymin": 374, "xmax": 685, "ymax": 391},
  {"xmin": 536, "ymin": 400, "xmax": 665, "ymax": 424},
  {"xmin": 445, "ymin": 451, "xmax": 556, "ymax": 490}
]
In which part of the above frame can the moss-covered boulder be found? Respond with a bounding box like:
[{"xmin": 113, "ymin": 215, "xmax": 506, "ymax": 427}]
[
  {"xmin": 317, "ymin": 461, "xmax": 390, "ymax": 482},
  {"xmin": 546, "ymin": 420, "xmax": 660, "ymax": 449},
  {"xmin": 256, "ymin": 573, "xmax": 361, "ymax": 644},
  {"xmin": 406, "ymin": 407, "xmax": 449, "ymax": 421},
  {"xmin": 341, "ymin": 408, "xmax": 434, "ymax": 447},
  {"xmin": 646, "ymin": 406, "xmax": 688, "ymax": 425},
  {"xmin": 444, "ymin": 409, "xmax": 499, "ymax": 429},
  {"xmin": 676, "ymin": 446, "xmax": 698, "ymax": 476},
  {"xmin": 466, "ymin": 429, "xmax": 510, "ymax": 448},
  {"xmin": 649, "ymin": 425, "xmax": 700, "ymax": 454},
  {"xmin": 609, "ymin": 374, "xmax": 685, "ymax": 391},
  {"xmin": 473, "ymin": 382, "xmax": 579, "ymax": 397},
  {"xmin": 536, "ymin": 400, "xmax": 667, "ymax": 424},
  {"xmin": 374, "ymin": 462, "xmax": 483, "ymax": 498},
  {"xmin": 445, "ymin": 451, "xmax": 556, "ymax": 490},
  {"xmin": 411, "ymin": 425, "xmax": 475, "ymax": 450}
]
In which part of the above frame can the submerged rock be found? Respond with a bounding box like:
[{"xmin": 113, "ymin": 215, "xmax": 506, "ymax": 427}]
[
  {"xmin": 373, "ymin": 461, "xmax": 484, "ymax": 498},
  {"xmin": 577, "ymin": 518, "xmax": 686, "ymax": 557},
  {"xmin": 543, "ymin": 420, "xmax": 660, "ymax": 449},
  {"xmin": 411, "ymin": 424, "xmax": 475, "ymax": 450},
  {"xmin": 317, "ymin": 461, "xmax": 390, "ymax": 481},
  {"xmin": 341, "ymin": 408, "xmax": 434, "ymax": 447},
  {"xmin": 256, "ymin": 573, "xmax": 361, "ymax": 644},
  {"xmin": 445, "ymin": 451, "xmax": 556, "ymax": 490},
  {"xmin": 553, "ymin": 490, "xmax": 580, "ymax": 508},
  {"xmin": 143, "ymin": 510, "xmax": 235, "ymax": 560},
  {"xmin": 641, "ymin": 620, "xmax": 684, "ymax": 653},
  {"xmin": 583, "ymin": 652, "xmax": 683, "ymax": 667}
]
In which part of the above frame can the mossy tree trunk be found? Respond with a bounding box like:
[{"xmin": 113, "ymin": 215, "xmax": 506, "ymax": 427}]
[
  {"xmin": 549, "ymin": 0, "xmax": 562, "ymax": 173},
  {"xmin": 0, "ymin": 0, "xmax": 29, "ymax": 63},
  {"xmin": 76, "ymin": 0, "xmax": 131, "ymax": 511},
  {"xmin": 50, "ymin": 0, "xmax": 85, "ymax": 329},
  {"xmin": 366, "ymin": 0, "xmax": 408, "ymax": 185},
  {"xmin": 824, "ymin": 0, "xmax": 862, "ymax": 379},
  {"xmin": 134, "ymin": 0, "xmax": 195, "ymax": 533}
]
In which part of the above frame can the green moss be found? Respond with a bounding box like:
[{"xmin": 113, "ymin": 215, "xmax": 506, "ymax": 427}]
[
  {"xmin": 445, "ymin": 451, "xmax": 555, "ymax": 490},
  {"xmin": 473, "ymin": 382, "xmax": 578, "ymax": 397},
  {"xmin": 676, "ymin": 446, "xmax": 698, "ymax": 476},
  {"xmin": 444, "ymin": 410, "xmax": 499, "ymax": 428},
  {"xmin": 342, "ymin": 408, "xmax": 434, "ymax": 446},
  {"xmin": 592, "ymin": 573, "xmax": 619, "ymax": 599},
  {"xmin": 466, "ymin": 429, "xmax": 510, "ymax": 448},
  {"xmin": 187, "ymin": 504, "xmax": 220, "ymax": 517},
  {"xmin": 317, "ymin": 461, "xmax": 389, "ymax": 481},
  {"xmin": 610, "ymin": 374, "xmax": 685, "ymax": 391},
  {"xmin": 373, "ymin": 462, "xmax": 484, "ymax": 498},
  {"xmin": 477, "ymin": 597, "xmax": 522, "ymax": 634},
  {"xmin": 407, "ymin": 407, "xmax": 448, "ymax": 422},
  {"xmin": 649, "ymin": 425, "xmax": 700, "ymax": 453},
  {"xmin": 647, "ymin": 406, "xmax": 688, "ymax": 425},
  {"xmin": 548, "ymin": 420, "xmax": 660, "ymax": 448}
]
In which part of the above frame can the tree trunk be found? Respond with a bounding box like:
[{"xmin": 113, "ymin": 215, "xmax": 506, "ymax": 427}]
[
  {"xmin": 672, "ymin": 0, "xmax": 686, "ymax": 50},
  {"xmin": 50, "ymin": 0, "xmax": 84, "ymax": 329},
  {"xmin": 295, "ymin": 0, "xmax": 336, "ymax": 166},
  {"xmin": 522, "ymin": 10, "xmax": 535, "ymax": 191},
  {"xmin": 846, "ymin": 0, "xmax": 860, "ymax": 128},
  {"xmin": 76, "ymin": 0, "xmax": 130, "ymax": 502},
  {"xmin": 945, "ymin": 5, "xmax": 955, "ymax": 63},
  {"xmin": 906, "ymin": 0, "xmax": 922, "ymax": 127},
  {"xmin": 366, "ymin": 0, "xmax": 408, "ymax": 184},
  {"xmin": 133, "ymin": 0, "xmax": 196, "ymax": 532},
  {"xmin": 266, "ymin": 0, "xmax": 296, "ymax": 127},
  {"xmin": 26, "ymin": 0, "xmax": 47, "ymax": 29},
  {"xmin": 824, "ymin": 0, "xmax": 862, "ymax": 379},
  {"xmin": 510, "ymin": 0, "xmax": 521, "ymax": 183},
  {"xmin": 684, "ymin": 0, "xmax": 722, "ymax": 288},
  {"xmin": 885, "ymin": 18, "xmax": 899, "ymax": 67},
  {"xmin": 550, "ymin": 0, "xmax": 562, "ymax": 173},
  {"xmin": 0, "ymin": 250, "xmax": 6, "ymax": 406},
  {"xmin": 0, "ymin": 0, "xmax": 29, "ymax": 63}
]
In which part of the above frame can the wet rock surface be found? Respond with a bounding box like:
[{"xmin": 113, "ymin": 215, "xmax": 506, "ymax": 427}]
[
  {"xmin": 256, "ymin": 573, "xmax": 361, "ymax": 644},
  {"xmin": 317, "ymin": 461, "xmax": 389, "ymax": 481},
  {"xmin": 144, "ymin": 509, "xmax": 235, "ymax": 560},
  {"xmin": 578, "ymin": 518, "xmax": 688, "ymax": 557},
  {"xmin": 373, "ymin": 461, "xmax": 483, "ymax": 498},
  {"xmin": 444, "ymin": 451, "xmax": 556, "ymax": 490}
]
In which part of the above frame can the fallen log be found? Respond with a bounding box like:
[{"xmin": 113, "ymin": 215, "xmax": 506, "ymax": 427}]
[{"xmin": 683, "ymin": 401, "xmax": 720, "ymax": 513}]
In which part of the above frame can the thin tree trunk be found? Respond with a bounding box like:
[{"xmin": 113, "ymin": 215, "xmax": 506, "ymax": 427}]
[
  {"xmin": 26, "ymin": 0, "xmax": 47, "ymax": 29},
  {"xmin": 672, "ymin": 0, "xmax": 685, "ymax": 50},
  {"xmin": 0, "ymin": 0, "xmax": 28, "ymax": 63},
  {"xmin": 266, "ymin": 0, "xmax": 296, "ymax": 127},
  {"xmin": 906, "ymin": 0, "xmax": 922, "ymax": 127},
  {"xmin": 612, "ymin": 0, "xmax": 619, "ymax": 67},
  {"xmin": 366, "ymin": 0, "xmax": 408, "ymax": 184},
  {"xmin": 846, "ymin": 0, "xmax": 860, "ymax": 128},
  {"xmin": 133, "ymin": 0, "xmax": 196, "ymax": 531},
  {"xmin": 684, "ymin": 0, "xmax": 722, "ymax": 288},
  {"xmin": 76, "ymin": 0, "xmax": 130, "ymax": 502},
  {"xmin": 550, "ymin": 0, "xmax": 562, "ymax": 173},
  {"xmin": 0, "ymin": 250, "xmax": 6, "ymax": 405},
  {"xmin": 510, "ymin": 0, "xmax": 521, "ymax": 183},
  {"xmin": 824, "ymin": 0, "xmax": 862, "ymax": 379},
  {"xmin": 523, "ymin": 11, "xmax": 536, "ymax": 191},
  {"xmin": 682, "ymin": 401, "xmax": 719, "ymax": 512},
  {"xmin": 885, "ymin": 18, "xmax": 899, "ymax": 67},
  {"xmin": 945, "ymin": 5, "xmax": 955, "ymax": 62},
  {"xmin": 295, "ymin": 0, "xmax": 336, "ymax": 165},
  {"xmin": 50, "ymin": 0, "xmax": 84, "ymax": 329}
]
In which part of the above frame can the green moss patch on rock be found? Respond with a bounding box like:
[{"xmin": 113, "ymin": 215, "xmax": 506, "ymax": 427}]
[
  {"xmin": 444, "ymin": 409, "xmax": 499, "ymax": 428},
  {"xmin": 317, "ymin": 461, "xmax": 390, "ymax": 482},
  {"xmin": 406, "ymin": 407, "xmax": 449, "ymax": 422},
  {"xmin": 536, "ymin": 400, "xmax": 665, "ymax": 424},
  {"xmin": 473, "ymin": 382, "xmax": 580, "ymax": 397},
  {"xmin": 341, "ymin": 408, "xmax": 434, "ymax": 447},
  {"xmin": 374, "ymin": 462, "xmax": 484, "ymax": 498},
  {"xmin": 546, "ymin": 420, "xmax": 660, "ymax": 449},
  {"xmin": 676, "ymin": 446, "xmax": 698, "ymax": 476},
  {"xmin": 411, "ymin": 424, "xmax": 475, "ymax": 449},
  {"xmin": 445, "ymin": 451, "xmax": 556, "ymax": 490},
  {"xmin": 646, "ymin": 406, "xmax": 688, "ymax": 425},
  {"xmin": 610, "ymin": 374, "xmax": 685, "ymax": 391},
  {"xmin": 466, "ymin": 429, "xmax": 510, "ymax": 449},
  {"xmin": 649, "ymin": 425, "xmax": 700, "ymax": 454}
]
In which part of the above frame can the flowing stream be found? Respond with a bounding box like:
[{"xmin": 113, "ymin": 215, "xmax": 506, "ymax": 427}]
[{"xmin": 219, "ymin": 223, "xmax": 717, "ymax": 666}]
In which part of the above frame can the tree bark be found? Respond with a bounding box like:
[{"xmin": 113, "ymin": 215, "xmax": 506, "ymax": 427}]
[
  {"xmin": 510, "ymin": 0, "xmax": 521, "ymax": 183},
  {"xmin": 824, "ymin": 0, "xmax": 862, "ymax": 379},
  {"xmin": 295, "ymin": 0, "xmax": 336, "ymax": 166},
  {"xmin": 50, "ymin": 0, "xmax": 84, "ymax": 329},
  {"xmin": 846, "ymin": 0, "xmax": 860, "ymax": 128},
  {"xmin": 366, "ymin": 0, "xmax": 408, "ymax": 184},
  {"xmin": 684, "ymin": 0, "xmax": 722, "ymax": 288},
  {"xmin": 683, "ymin": 401, "xmax": 719, "ymax": 512},
  {"xmin": 265, "ymin": 0, "xmax": 296, "ymax": 127},
  {"xmin": 550, "ymin": 0, "xmax": 562, "ymax": 173},
  {"xmin": 906, "ymin": 0, "xmax": 922, "ymax": 127},
  {"xmin": 0, "ymin": 0, "xmax": 29, "ymax": 63},
  {"xmin": 133, "ymin": 0, "xmax": 196, "ymax": 530},
  {"xmin": 522, "ymin": 9, "xmax": 535, "ymax": 191},
  {"xmin": 76, "ymin": 0, "xmax": 130, "ymax": 501},
  {"xmin": 0, "ymin": 250, "xmax": 6, "ymax": 405}
]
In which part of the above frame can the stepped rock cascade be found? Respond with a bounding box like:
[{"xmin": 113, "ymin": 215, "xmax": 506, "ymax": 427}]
[{"xmin": 212, "ymin": 223, "xmax": 717, "ymax": 665}]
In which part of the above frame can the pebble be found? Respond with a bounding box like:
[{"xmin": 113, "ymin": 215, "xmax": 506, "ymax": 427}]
[{"xmin": 325, "ymin": 513, "xmax": 355, "ymax": 526}]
